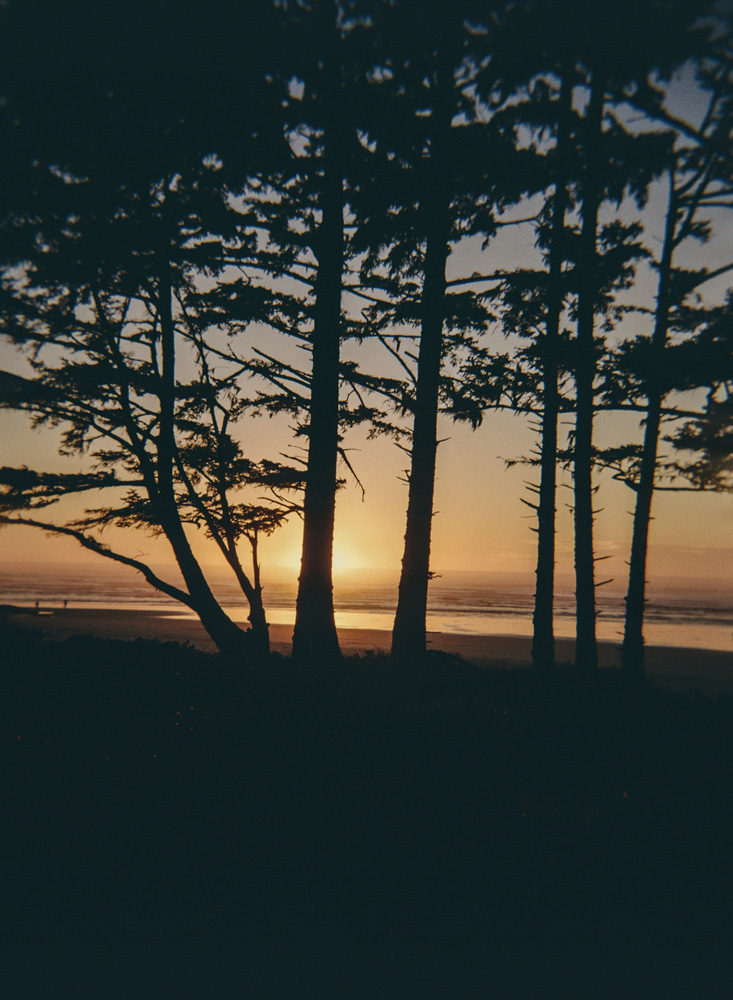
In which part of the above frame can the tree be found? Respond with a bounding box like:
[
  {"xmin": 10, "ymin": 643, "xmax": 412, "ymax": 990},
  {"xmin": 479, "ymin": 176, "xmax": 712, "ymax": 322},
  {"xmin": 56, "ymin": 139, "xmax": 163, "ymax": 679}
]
[
  {"xmin": 416, "ymin": 0, "xmax": 696, "ymax": 672},
  {"xmin": 350, "ymin": 0, "xmax": 541, "ymax": 660},
  {"xmin": 528, "ymin": 71, "xmax": 574, "ymax": 674},
  {"xmin": 536, "ymin": 0, "xmax": 711, "ymax": 670},
  {"xmin": 227, "ymin": 0, "xmax": 389, "ymax": 664},
  {"xmin": 570, "ymin": 71, "xmax": 608, "ymax": 670},
  {"xmin": 494, "ymin": 58, "xmax": 577, "ymax": 673},
  {"xmin": 0, "ymin": 152, "xmax": 308, "ymax": 659},
  {"xmin": 589, "ymin": 24, "xmax": 733, "ymax": 676},
  {"xmin": 496, "ymin": 64, "xmax": 652, "ymax": 672},
  {"xmin": 619, "ymin": 38, "xmax": 733, "ymax": 676},
  {"xmin": 0, "ymin": 0, "xmax": 313, "ymax": 659},
  {"xmin": 599, "ymin": 292, "xmax": 733, "ymax": 674},
  {"xmin": 389, "ymin": 42, "xmax": 456, "ymax": 662},
  {"xmin": 292, "ymin": 31, "xmax": 349, "ymax": 664}
]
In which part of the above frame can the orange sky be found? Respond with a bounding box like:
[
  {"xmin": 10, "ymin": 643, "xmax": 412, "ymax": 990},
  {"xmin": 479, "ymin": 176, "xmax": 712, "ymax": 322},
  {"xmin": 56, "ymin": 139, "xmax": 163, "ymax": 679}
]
[{"xmin": 1, "ymin": 396, "xmax": 731, "ymax": 595}]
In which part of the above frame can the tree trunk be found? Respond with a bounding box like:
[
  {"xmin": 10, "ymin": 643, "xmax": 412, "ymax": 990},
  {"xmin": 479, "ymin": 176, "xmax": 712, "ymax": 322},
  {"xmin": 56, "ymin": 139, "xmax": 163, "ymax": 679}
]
[
  {"xmin": 623, "ymin": 175, "xmax": 676, "ymax": 677},
  {"xmin": 532, "ymin": 70, "xmax": 572, "ymax": 674},
  {"xmin": 156, "ymin": 241, "xmax": 253, "ymax": 662},
  {"xmin": 245, "ymin": 530, "xmax": 270, "ymax": 658},
  {"xmin": 172, "ymin": 411, "xmax": 272, "ymax": 657},
  {"xmin": 391, "ymin": 96, "xmax": 451, "ymax": 661},
  {"xmin": 573, "ymin": 77, "xmax": 604, "ymax": 671},
  {"xmin": 225, "ymin": 546, "xmax": 270, "ymax": 660},
  {"xmin": 292, "ymin": 107, "xmax": 345, "ymax": 665}
]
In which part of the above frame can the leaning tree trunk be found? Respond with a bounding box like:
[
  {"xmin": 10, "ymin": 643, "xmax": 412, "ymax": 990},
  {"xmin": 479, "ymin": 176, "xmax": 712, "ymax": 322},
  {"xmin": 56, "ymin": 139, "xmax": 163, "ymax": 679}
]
[
  {"xmin": 172, "ymin": 373, "xmax": 272, "ymax": 657},
  {"xmin": 391, "ymin": 105, "xmax": 451, "ymax": 661},
  {"xmin": 623, "ymin": 176, "xmax": 677, "ymax": 677},
  {"xmin": 224, "ymin": 544, "xmax": 270, "ymax": 659},
  {"xmin": 292, "ymin": 108, "xmax": 345, "ymax": 665},
  {"xmin": 532, "ymin": 69, "xmax": 572, "ymax": 674},
  {"xmin": 573, "ymin": 76, "xmax": 604, "ymax": 672},
  {"xmin": 156, "ymin": 244, "xmax": 253, "ymax": 662}
]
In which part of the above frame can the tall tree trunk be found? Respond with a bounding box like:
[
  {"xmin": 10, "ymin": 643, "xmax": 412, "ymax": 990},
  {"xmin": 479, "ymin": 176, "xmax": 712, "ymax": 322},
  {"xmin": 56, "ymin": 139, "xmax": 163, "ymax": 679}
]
[
  {"xmin": 156, "ymin": 244, "xmax": 252, "ymax": 661},
  {"xmin": 292, "ymin": 109, "xmax": 345, "ymax": 665},
  {"xmin": 391, "ymin": 98, "xmax": 451, "ymax": 661},
  {"xmin": 623, "ymin": 175, "xmax": 677, "ymax": 677},
  {"xmin": 573, "ymin": 76, "xmax": 604, "ymax": 671},
  {"xmin": 532, "ymin": 70, "xmax": 572, "ymax": 674}
]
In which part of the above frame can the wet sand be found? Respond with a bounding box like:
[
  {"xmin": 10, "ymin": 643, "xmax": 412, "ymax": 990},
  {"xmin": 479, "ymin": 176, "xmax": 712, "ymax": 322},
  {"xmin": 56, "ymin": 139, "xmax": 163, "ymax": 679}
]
[{"xmin": 5, "ymin": 604, "xmax": 732, "ymax": 694}]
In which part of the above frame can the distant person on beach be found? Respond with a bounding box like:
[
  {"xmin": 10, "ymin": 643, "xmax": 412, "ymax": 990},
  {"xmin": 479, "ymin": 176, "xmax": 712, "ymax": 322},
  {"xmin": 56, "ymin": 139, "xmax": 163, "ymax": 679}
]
[{"xmin": 63, "ymin": 600, "xmax": 68, "ymax": 609}]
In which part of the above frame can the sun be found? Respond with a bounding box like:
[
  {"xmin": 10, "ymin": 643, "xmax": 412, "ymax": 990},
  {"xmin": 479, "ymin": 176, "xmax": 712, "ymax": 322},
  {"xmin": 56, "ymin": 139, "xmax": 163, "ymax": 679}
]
[
  {"xmin": 331, "ymin": 546, "xmax": 362, "ymax": 573},
  {"xmin": 267, "ymin": 541, "xmax": 363, "ymax": 574}
]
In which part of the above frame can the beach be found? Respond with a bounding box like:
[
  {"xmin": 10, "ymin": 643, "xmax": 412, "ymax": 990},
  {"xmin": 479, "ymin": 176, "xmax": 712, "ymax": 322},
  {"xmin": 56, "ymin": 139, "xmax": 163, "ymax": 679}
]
[{"xmin": 6, "ymin": 604, "xmax": 732, "ymax": 694}]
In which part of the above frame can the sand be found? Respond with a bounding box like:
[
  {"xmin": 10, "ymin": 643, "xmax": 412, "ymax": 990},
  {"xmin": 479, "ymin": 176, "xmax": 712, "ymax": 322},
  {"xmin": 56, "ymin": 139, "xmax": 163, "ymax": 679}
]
[{"xmin": 4, "ymin": 604, "xmax": 733, "ymax": 695}]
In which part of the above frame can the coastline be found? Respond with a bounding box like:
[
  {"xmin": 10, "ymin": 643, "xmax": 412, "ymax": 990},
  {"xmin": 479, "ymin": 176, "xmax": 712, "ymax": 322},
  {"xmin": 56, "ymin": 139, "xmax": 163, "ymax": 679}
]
[{"xmin": 5, "ymin": 604, "xmax": 733, "ymax": 694}]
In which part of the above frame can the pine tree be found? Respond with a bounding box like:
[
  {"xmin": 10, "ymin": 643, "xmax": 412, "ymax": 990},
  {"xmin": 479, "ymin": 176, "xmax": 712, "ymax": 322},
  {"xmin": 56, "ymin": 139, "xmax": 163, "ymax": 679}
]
[
  {"xmin": 350, "ymin": 0, "xmax": 541, "ymax": 660},
  {"xmin": 495, "ymin": 62, "xmax": 577, "ymax": 674},
  {"xmin": 620, "ymin": 38, "xmax": 733, "ymax": 676},
  {"xmin": 228, "ymin": 0, "xmax": 394, "ymax": 663},
  {"xmin": 540, "ymin": 0, "xmax": 710, "ymax": 670}
]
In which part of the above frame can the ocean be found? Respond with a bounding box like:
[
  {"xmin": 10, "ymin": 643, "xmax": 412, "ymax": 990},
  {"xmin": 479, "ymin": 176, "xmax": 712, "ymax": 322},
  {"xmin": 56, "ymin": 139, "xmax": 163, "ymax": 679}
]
[{"xmin": 2, "ymin": 562, "xmax": 732, "ymax": 653}]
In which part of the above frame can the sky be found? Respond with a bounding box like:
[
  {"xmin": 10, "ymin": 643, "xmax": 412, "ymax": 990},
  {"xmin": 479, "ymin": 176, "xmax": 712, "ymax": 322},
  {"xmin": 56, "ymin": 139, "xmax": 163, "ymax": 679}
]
[
  {"xmin": 1, "ymin": 67, "xmax": 732, "ymax": 600},
  {"xmin": 1, "ymin": 219, "xmax": 731, "ymax": 598},
  {"xmin": 1, "ymin": 381, "xmax": 731, "ymax": 596}
]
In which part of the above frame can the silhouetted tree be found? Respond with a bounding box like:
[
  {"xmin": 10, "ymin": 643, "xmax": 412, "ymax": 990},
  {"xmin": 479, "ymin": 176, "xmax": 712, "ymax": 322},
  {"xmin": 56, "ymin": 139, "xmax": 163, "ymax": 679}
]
[
  {"xmin": 570, "ymin": 71, "xmax": 606, "ymax": 670},
  {"xmin": 542, "ymin": 0, "xmax": 710, "ymax": 670},
  {"xmin": 495, "ymin": 60, "xmax": 577, "ymax": 673},
  {"xmin": 497, "ymin": 67, "xmax": 648, "ymax": 671},
  {"xmin": 620, "ymin": 39, "xmax": 733, "ymax": 676},
  {"xmin": 585, "ymin": 25, "xmax": 733, "ymax": 676},
  {"xmin": 529, "ymin": 71, "xmax": 574, "ymax": 674},
  {"xmin": 229, "ymin": 0, "xmax": 396, "ymax": 664},
  {"xmin": 0, "ymin": 0, "xmax": 300, "ymax": 659},
  {"xmin": 390, "ymin": 47, "xmax": 455, "ymax": 661},
  {"xmin": 351, "ymin": 1, "xmax": 540, "ymax": 660},
  {"xmin": 0, "ymin": 163, "xmax": 308, "ymax": 657},
  {"xmin": 291, "ymin": 37, "xmax": 348, "ymax": 665},
  {"xmin": 599, "ymin": 291, "xmax": 733, "ymax": 675}
]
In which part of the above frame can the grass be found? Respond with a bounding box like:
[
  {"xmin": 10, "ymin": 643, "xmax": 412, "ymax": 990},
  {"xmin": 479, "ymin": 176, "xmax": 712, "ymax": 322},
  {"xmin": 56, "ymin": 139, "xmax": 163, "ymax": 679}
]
[{"xmin": 3, "ymin": 622, "xmax": 733, "ymax": 998}]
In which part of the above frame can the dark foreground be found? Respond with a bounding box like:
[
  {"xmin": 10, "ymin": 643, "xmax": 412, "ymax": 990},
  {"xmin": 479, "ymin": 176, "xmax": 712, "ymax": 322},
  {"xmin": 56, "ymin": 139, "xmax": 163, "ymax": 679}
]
[{"xmin": 3, "ymin": 624, "xmax": 733, "ymax": 999}]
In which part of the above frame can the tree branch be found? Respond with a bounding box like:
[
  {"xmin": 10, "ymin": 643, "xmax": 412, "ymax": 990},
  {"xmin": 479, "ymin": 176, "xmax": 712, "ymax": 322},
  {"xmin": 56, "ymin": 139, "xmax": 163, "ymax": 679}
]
[{"xmin": 0, "ymin": 516, "xmax": 195, "ymax": 608}]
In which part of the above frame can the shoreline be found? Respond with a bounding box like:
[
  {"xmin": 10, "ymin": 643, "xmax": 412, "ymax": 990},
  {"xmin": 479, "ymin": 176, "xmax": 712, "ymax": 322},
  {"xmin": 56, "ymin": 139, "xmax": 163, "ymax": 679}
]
[{"xmin": 4, "ymin": 604, "xmax": 733, "ymax": 694}]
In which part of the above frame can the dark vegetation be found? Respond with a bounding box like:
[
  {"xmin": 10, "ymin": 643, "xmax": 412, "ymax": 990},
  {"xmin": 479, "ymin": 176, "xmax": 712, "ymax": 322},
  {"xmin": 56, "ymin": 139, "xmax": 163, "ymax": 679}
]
[{"xmin": 4, "ymin": 624, "xmax": 733, "ymax": 998}]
